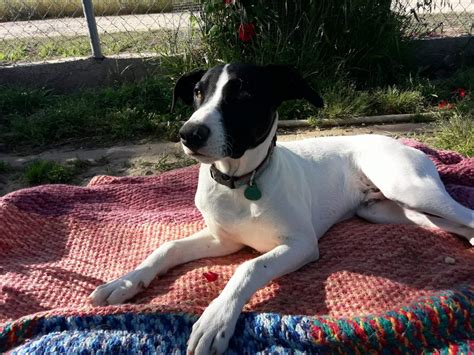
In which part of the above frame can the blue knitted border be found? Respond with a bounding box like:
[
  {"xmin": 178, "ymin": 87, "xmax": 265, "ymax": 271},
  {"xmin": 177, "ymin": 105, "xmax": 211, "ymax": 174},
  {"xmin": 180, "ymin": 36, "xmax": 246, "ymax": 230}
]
[{"xmin": 2, "ymin": 289, "xmax": 472, "ymax": 354}]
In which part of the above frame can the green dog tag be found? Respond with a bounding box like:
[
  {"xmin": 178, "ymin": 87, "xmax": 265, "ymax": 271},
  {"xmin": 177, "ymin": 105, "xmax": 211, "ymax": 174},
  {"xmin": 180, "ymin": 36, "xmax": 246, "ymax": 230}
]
[{"xmin": 244, "ymin": 183, "xmax": 262, "ymax": 201}]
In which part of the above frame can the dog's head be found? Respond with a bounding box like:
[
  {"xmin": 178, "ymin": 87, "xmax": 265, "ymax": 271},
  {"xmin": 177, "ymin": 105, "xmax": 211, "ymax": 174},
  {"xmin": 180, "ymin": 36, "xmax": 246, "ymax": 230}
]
[{"xmin": 172, "ymin": 63, "xmax": 323, "ymax": 163}]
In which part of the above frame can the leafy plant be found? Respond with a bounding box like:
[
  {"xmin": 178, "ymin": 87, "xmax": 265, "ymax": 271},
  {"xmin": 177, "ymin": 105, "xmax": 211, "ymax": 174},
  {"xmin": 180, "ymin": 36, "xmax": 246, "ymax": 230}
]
[
  {"xmin": 199, "ymin": 0, "xmax": 409, "ymax": 85},
  {"xmin": 23, "ymin": 160, "xmax": 75, "ymax": 185}
]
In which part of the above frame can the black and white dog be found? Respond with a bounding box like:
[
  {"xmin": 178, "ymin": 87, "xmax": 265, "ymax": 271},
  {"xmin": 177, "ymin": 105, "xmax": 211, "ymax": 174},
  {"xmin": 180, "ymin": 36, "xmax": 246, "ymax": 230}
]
[{"xmin": 90, "ymin": 63, "xmax": 474, "ymax": 354}]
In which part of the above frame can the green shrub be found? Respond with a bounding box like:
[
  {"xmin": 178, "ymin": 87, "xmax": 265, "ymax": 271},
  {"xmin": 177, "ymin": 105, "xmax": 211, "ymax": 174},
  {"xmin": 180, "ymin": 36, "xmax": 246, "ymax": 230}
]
[
  {"xmin": 372, "ymin": 87, "xmax": 424, "ymax": 115},
  {"xmin": 24, "ymin": 160, "xmax": 74, "ymax": 185},
  {"xmin": 200, "ymin": 0, "xmax": 409, "ymax": 85}
]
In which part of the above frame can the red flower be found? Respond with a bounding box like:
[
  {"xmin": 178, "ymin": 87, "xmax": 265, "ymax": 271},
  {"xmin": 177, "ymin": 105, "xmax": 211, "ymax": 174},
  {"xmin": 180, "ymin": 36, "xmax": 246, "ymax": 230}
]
[
  {"xmin": 224, "ymin": 0, "xmax": 235, "ymax": 4},
  {"xmin": 437, "ymin": 100, "xmax": 455, "ymax": 109},
  {"xmin": 203, "ymin": 271, "xmax": 218, "ymax": 282},
  {"xmin": 451, "ymin": 88, "xmax": 467, "ymax": 99},
  {"xmin": 238, "ymin": 23, "xmax": 255, "ymax": 42}
]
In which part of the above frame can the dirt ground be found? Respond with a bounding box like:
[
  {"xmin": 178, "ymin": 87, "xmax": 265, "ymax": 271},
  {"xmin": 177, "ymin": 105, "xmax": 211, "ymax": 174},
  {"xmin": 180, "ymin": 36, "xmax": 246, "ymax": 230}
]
[{"xmin": 0, "ymin": 122, "xmax": 434, "ymax": 196}]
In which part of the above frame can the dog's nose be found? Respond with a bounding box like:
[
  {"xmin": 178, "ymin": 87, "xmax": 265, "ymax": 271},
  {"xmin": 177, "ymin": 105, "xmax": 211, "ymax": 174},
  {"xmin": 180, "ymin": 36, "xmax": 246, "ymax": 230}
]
[{"xmin": 179, "ymin": 123, "xmax": 210, "ymax": 151}]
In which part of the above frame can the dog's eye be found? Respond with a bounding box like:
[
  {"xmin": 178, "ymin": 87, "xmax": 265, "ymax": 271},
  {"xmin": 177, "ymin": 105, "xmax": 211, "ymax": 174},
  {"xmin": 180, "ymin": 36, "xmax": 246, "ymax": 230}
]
[{"xmin": 194, "ymin": 88, "xmax": 202, "ymax": 100}]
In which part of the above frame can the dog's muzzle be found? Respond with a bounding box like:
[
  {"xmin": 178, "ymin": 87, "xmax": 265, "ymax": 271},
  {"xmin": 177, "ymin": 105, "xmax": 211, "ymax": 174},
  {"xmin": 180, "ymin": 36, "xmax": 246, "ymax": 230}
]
[{"xmin": 179, "ymin": 123, "xmax": 210, "ymax": 151}]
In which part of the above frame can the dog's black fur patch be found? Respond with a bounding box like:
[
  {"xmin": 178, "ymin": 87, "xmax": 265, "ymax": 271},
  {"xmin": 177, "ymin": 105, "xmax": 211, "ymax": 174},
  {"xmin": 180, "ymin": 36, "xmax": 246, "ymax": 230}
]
[{"xmin": 173, "ymin": 63, "xmax": 324, "ymax": 159}]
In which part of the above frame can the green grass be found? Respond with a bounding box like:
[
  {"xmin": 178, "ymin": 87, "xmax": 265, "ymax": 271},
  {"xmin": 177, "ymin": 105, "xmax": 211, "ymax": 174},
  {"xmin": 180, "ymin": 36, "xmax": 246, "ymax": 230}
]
[
  {"xmin": 1, "ymin": 65, "xmax": 472, "ymax": 153},
  {"xmin": 427, "ymin": 69, "xmax": 473, "ymax": 157},
  {"xmin": 400, "ymin": 68, "xmax": 474, "ymax": 157},
  {"xmin": 22, "ymin": 157, "xmax": 95, "ymax": 185},
  {"xmin": 23, "ymin": 160, "xmax": 75, "ymax": 185},
  {"xmin": 0, "ymin": 30, "xmax": 194, "ymax": 63},
  {"xmin": 0, "ymin": 73, "xmax": 191, "ymax": 152},
  {"xmin": 0, "ymin": 0, "xmax": 177, "ymax": 22},
  {"xmin": 433, "ymin": 112, "xmax": 473, "ymax": 157},
  {"xmin": 320, "ymin": 85, "xmax": 425, "ymax": 120},
  {"xmin": 283, "ymin": 82, "xmax": 428, "ymax": 122}
]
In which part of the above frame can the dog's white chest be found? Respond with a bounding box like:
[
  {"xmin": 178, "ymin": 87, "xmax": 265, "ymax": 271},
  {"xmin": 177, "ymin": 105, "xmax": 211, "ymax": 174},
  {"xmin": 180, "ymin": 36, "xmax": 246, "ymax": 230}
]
[
  {"xmin": 195, "ymin": 167, "xmax": 282, "ymax": 252},
  {"xmin": 207, "ymin": 217, "xmax": 282, "ymax": 253}
]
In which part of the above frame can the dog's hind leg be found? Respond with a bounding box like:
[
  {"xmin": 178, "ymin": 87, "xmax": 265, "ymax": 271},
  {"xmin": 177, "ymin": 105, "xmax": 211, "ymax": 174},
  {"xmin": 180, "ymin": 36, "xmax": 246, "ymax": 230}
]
[
  {"xmin": 357, "ymin": 199, "xmax": 474, "ymax": 244},
  {"xmin": 357, "ymin": 139, "xmax": 474, "ymax": 232},
  {"xmin": 89, "ymin": 228, "xmax": 243, "ymax": 306}
]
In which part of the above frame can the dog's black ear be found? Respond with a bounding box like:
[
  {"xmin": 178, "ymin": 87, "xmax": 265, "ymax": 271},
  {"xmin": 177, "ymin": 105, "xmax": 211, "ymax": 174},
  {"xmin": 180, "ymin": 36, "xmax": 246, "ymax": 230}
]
[
  {"xmin": 265, "ymin": 64, "xmax": 324, "ymax": 109},
  {"xmin": 171, "ymin": 69, "xmax": 207, "ymax": 112}
]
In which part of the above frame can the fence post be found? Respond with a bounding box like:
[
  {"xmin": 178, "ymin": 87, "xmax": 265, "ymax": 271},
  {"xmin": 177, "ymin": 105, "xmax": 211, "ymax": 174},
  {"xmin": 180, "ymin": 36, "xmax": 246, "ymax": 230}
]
[{"xmin": 81, "ymin": 0, "xmax": 104, "ymax": 59}]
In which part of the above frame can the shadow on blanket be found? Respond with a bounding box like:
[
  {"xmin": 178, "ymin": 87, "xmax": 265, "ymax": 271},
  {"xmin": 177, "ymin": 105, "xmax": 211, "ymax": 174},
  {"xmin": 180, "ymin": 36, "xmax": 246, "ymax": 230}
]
[{"xmin": 0, "ymin": 139, "xmax": 473, "ymax": 353}]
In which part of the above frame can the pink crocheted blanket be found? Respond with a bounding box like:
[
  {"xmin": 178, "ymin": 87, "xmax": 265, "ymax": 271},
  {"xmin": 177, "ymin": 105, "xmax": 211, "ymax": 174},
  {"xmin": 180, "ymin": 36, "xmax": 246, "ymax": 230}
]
[{"xmin": 1, "ymin": 139, "xmax": 473, "ymax": 327}]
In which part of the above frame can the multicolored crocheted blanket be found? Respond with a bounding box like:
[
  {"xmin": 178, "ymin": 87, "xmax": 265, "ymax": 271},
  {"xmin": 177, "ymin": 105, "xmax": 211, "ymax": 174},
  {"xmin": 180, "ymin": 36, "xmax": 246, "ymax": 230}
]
[{"xmin": 1, "ymin": 139, "xmax": 473, "ymax": 353}]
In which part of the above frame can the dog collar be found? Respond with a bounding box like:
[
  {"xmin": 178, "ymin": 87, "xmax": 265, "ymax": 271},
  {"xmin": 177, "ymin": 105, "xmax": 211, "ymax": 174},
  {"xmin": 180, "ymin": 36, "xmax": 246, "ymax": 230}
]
[{"xmin": 210, "ymin": 135, "xmax": 277, "ymax": 194}]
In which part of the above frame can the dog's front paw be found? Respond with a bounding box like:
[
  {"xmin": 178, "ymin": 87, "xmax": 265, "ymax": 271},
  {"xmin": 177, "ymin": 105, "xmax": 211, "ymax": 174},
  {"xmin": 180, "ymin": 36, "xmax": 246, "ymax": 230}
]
[
  {"xmin": 187, "ymin": 297, "xmax": 240, "ymax": 355},
  {"xmin": 89, "ymin": 269, "xmax": 150, "ymax": 306}
]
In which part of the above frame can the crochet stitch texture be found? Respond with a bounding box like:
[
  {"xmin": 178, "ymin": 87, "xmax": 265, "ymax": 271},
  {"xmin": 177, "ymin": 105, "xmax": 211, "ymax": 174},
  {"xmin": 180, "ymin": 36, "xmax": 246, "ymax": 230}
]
[{"xmin": 1, "ymin": 140, "xmax": 473, "ymax": 353}]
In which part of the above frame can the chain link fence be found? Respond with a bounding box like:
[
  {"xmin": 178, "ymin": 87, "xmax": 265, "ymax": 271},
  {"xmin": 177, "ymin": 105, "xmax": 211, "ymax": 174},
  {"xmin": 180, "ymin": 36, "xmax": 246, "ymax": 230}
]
[
  {"xmin": 394, "ymin": 0, "xmax": 473, "ymax": 37},
  {"xmin": 0, "ymin": 0, "xmax": 472, "ymax": 66},
  {"xmin": 0, "ymin": 0, "xmax": 200, "ymax": 66}
]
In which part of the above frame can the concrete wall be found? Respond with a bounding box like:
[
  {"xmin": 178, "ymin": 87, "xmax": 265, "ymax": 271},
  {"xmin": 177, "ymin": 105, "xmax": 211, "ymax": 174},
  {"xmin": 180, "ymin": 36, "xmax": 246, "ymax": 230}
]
[
  {"xmin": 0, "ymin": 54, "xmax": 159, "ymax": 92},
  {"xmin": 411, "ymin": 35, "xmax": 474, "ymax": 77}
]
